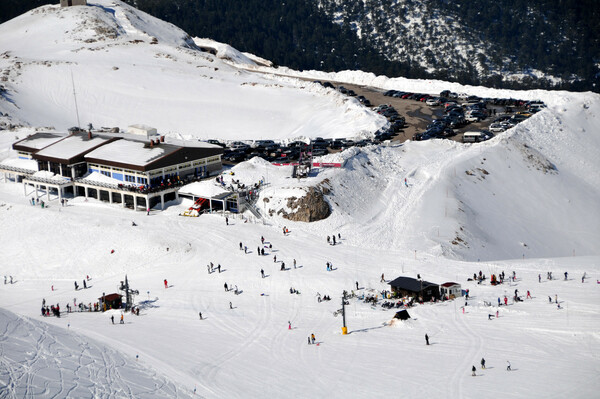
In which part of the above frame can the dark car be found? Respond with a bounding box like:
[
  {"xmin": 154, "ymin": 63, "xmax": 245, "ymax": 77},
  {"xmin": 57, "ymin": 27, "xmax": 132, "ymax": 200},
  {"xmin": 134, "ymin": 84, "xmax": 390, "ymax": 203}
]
[
  {"xmin": 311, "ymin": 138, "xmax": 328, "ymax": 148},
  {"xmin": 329, "ymin": 139, "xmax": 345, "ymax": 149}
]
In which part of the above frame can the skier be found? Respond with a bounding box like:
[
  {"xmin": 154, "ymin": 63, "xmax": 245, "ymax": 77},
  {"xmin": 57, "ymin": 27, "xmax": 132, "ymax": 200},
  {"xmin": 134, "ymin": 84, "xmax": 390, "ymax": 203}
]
[
  {"xmin": 488, "ymin": 314, "xmax": 493, "ymax": 320},
  {"xmin": 404, "ymin": 178, "xmax": 408, "ymax": 187},
  {"xmin": 274, "ymin": 255, "xmax": 277, "ymax": 263},
  {"xmin": 308, "ymin": 336, "xmax": 311, "ymax": 345},
  {"xmin": 164, "ymin": 279, "xmax": 168, "ymax": 288},
  {"xmin": 244, "ymin": 246, "xmax": 247, "ymax": 254},
  {"xmin": 582, "ymin": 272, "xmax": 586, "ymax": 283},
  {"xmin": 199, "ymin": 312, "xmax": 203, "ymax": 320},
  {"xmin": 381, "ymin": 273, "xmax": 385, "ymax": 283},
  {"xmin": 280, "ymin": 262, "xmax": 285, "ymax": 271},
  {"xmin": 425, "ymin": 334, "xmax": 429, "ymax": 345},
  {"xmin": 239, "ymin": 242, "xmax": 243, "ymax": 250},
  {"xmin": 338, "ymin": 233, "xmax": 341, "ymax": 240},
  {"xmin": 261, "ymin": 269, "xmax": 265, "ymax": 278},
  {"xmin": 555, "ymin": 294, "xmax": 558, "ymax": 303},
  {"xmin": 257, "ymin": 246, "xmax": 260, "ymax": 255},
  {"xmin": 497, "ymin": 297, "xmax": 501, "ymax": 306},
  {"xmin": 120, "ymin": 314, "xmax": 124, "ymax": 324},
  {"xmin": 74, "ymin": 281, "xmax": 79, "ymax": 290},
  {"xmin": 526, "ymin": 290, "xmax": 531, "ymax": 299},
  {"xmin": 261, "ymin": 248, "xmax": 265, "ymax": 256},
  {"xmin": 332, "ymin": 235, "xmax": 336, "ymax": 245},
  {"xmin": 564, "ymin": 271, "xmax": 568, "ymax": 280},
  {"xmin": 111, "ymin": 315, "xmax": 114, "ymax": 324},
  {"xmin": 224, "ymin": 283, "xmax": 228, "ymax": 292},
  {"xmin": 261, "ymin": 236, "xmax": 264, "ymax": 245},
  {"xmin": 538, "ymin": 274, "xmax": 541, "ymax": 283},
  {"xmin": 229, "ymin": 301, "xmax": 233, "ymax": 309},
  {"xmin": 327, "ymin": 236, "xmax": 330, "ymax": 244},
  {"xmin": 293, "ymin": 259, "xmax": 297, "ymax": 269},
  {"xmin": 356, "ymin": 281, "xmax": 359, "ymax": 290},
  {"xmin": 83, "ymin": 279, "xmax": 87, "ymax": 289},
  {"xmin": 548, "ymin": 296, "xmax": 552, "ymax": 303},
  {"xmin": 506, "ymin": 361, "xmax": 511, "ymax": 371},
  {"xmin": 311, "ymin": 333, "xmax": 316, "ymax": 344},
  {"xmin": 288, "ymin": 321, "xmax": 291, "ymax": 330},
  {"xmin": 218, "ymin": 264, "xmax": 221, "ymax": 273},
  {"xmin": 504, "ymin": 296, "xmax": 508, "ymax": 306},
  {"xmin": 225, "ymin": 216, "xmax": 228, "ymax": 225},
  {"xmin": 472, "ymin": 365, "xmax": 476, "ymax": 376},
  {"xmin": 10, "ymin": 276, "xmax": 13, "ymax": 284},
  {"xmin": 146, "ymin": 207, "xmax": 150, "ymax": 215}
]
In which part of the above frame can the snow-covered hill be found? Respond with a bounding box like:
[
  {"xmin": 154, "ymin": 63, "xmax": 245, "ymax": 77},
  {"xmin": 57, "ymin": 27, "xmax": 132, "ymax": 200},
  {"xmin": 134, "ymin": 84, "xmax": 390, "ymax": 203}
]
[
  {"xmin": 1, "ymin": 1, "xmax": 599, "ymax": 398},
  {"xmin": 0, "ymin": 0, "xmax": 385, "ymax": 140}
]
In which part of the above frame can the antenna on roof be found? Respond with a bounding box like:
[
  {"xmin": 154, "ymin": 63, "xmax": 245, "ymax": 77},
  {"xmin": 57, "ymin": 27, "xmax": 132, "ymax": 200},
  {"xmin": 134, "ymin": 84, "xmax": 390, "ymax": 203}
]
[{"xmin": 70, "ymin": 69, "xmax": 81, "ymax": 129}]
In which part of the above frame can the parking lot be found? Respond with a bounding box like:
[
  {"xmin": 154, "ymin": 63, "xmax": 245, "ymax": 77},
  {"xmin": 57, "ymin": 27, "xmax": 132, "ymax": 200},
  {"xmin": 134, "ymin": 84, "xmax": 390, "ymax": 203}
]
[{"xmin": 218, "ymin": 77, "xmax": 541, "ymax": 164}]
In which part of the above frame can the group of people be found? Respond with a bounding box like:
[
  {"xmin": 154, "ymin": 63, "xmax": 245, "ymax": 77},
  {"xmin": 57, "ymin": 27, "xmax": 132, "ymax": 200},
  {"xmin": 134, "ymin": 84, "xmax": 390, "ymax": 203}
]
[
  {"xmin": 3, "ymin": 275, "xmax": 13, "ymax": 284},
  {"xmin": 326, "ymin": 233, "xmax": 341, "ymax": 245}
]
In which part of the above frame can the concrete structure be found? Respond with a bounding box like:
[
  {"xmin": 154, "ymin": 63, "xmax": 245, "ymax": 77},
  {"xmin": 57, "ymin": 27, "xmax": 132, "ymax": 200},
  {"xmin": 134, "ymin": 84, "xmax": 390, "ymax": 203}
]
[{"xmin": 60, "ymin": 0, "xmax": 87, "ymax": 7}]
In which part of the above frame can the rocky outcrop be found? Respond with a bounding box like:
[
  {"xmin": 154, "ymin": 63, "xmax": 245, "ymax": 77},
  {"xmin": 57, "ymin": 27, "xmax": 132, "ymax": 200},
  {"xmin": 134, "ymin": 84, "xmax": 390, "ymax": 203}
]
[{"xmin": 277, "ymin": 186, "xmax": 330, "ymax": 222}]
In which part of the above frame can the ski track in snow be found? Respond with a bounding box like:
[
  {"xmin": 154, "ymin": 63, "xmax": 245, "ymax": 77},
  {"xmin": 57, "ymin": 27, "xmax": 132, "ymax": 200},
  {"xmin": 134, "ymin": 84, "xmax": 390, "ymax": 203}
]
[{"xmin": 0, "ymin": 308, "xmax": 191, "ymax": 398}]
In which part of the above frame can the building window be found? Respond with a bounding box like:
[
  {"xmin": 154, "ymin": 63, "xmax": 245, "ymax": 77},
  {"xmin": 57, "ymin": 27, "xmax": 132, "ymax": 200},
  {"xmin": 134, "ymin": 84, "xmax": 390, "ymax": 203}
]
[
  {"xmin": 101, "ymin": 171, "xmax": 111, "ymax": 177},
  {"xmin": 125, "ymin": 175, "xmax": 135, "ymax": 183},
  {"xmin": 137, "ymin": 177, "xmax": 147, "ymax": 184}
]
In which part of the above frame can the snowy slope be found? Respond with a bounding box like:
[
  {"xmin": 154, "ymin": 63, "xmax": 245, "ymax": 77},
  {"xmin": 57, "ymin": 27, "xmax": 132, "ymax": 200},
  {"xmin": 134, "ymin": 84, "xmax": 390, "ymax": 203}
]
[
  {"xmin": 0, "ymin": 308, "xmax": 190, "ymax": 398},
  {"xmin": 0, "ymin": 181, "xmax": 598, "ymax": 397},
  {"xmin": 0, "ymin": 0, "xmax": 385, "ymax": 140},
  {"xmin": 1, "ymin": 2, "xmax": 599, "ymax": 398}
]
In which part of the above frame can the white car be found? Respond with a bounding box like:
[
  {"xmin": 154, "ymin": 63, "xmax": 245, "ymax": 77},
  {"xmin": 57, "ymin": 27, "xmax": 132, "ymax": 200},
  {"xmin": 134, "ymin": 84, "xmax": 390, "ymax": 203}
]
[{"xmin": 426, "ymin": 98, "xmax": 440, "ymax": 106}]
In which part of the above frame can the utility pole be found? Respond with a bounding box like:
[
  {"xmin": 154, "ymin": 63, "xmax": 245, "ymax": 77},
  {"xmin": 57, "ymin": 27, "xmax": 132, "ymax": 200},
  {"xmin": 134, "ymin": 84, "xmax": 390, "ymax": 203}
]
[{"xmin": 341, "ymin": 291, "xmax": 348, "ymax": 335}]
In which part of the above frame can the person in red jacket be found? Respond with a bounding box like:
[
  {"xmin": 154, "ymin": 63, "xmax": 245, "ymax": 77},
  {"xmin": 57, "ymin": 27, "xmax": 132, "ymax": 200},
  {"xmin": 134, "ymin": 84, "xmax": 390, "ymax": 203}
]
[{"xmin": 164, "ymin": 279, "xmax": 168, "ymax": 288}]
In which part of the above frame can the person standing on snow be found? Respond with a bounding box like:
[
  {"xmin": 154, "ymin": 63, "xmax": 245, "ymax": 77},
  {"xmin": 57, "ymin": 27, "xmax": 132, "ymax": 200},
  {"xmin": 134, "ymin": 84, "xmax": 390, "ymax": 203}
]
[
  {"xmin": 261, "ymin": 269, "xmax": 265, "ymax": 278},
  {"xmin": 481, "ymin": 358, "xmax": 486, "ymax": 369},
  {"xmin": 564, "ymin": 271, "xmax": 568, "ymax": 280},
  {"xmin": 164, "ymin": 279, "xmax": 168, "ymax": 288},
  {"xmin": 311, "ymin": 333, "xmax": 316, "ymax": 344},
  {"xmin": 381, "ymin": 273, "xmax": 385, "ymax": 283},
  {"xmin": 239, "ymin": 242, "xmax": 243, "ymax": 250},
  {"xmin": 356, "ymin": 281, "xmax": 359, "ymax": 290},
  {"xmin": 472, "ymin": 365, "xmax": 476, "ymax": 376},
  {"xmin": 506, "ymin": 361, "xmax": 511, "ymax": 371},
  {"xmin": 111, "ymin": 315, "xmax": 114, "ymax": 324},
  {"xmin": 224, "ymin": 283, "xmax": 228, "ymax": 292},
  {"xmin": 199, "ymin": 312, "xmax": 203, "ymax": 320},
  {"xmin": 293, "ymin": 259, "xmax": 297, "ymax": 269},
  {"xmin": 425, "ymin": 334, "xmax": 429, "ymax": 345}
]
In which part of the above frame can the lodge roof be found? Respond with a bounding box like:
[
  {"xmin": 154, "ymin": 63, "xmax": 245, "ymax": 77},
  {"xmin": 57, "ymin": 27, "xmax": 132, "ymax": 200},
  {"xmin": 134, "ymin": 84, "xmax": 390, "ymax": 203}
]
[{"xmin": 388, "ymin": 276, "xmax": 438, "ymax": 292}]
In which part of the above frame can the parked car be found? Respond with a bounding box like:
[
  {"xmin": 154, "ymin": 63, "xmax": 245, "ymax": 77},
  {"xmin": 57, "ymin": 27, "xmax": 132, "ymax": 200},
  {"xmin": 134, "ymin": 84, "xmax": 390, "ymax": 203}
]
[{"xmin": 206, "ymin": 139, "xmax": 226, "ymax": 147}]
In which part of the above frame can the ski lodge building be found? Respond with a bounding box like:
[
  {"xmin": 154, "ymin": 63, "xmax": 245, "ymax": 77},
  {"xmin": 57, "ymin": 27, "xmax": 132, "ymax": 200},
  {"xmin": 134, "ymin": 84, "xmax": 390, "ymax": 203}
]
[
  {"xmin": 388, "ymin": 276, "xmax": 440, "ymax": 302},
  {"xmin": 1, "ymin": 127, "xmax": 224, "ymax": 211}
]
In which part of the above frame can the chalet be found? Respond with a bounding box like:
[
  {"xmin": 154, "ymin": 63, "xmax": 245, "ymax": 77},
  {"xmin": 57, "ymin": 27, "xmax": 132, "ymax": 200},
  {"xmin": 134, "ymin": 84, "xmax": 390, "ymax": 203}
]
[
  {"xmin": 100, "ymin": 293, "xmax": 123, "ymax": 310},
  {"xmin": 1, "ymin": 127, "xmax": 224, "ymax": 211},
  {"xmin": 388, "ymin": 276, "xmax": 440, "ymax": 302},
  {"xmin": 440, "ymin": 282, "xmax": 462, "ymax": 300}
]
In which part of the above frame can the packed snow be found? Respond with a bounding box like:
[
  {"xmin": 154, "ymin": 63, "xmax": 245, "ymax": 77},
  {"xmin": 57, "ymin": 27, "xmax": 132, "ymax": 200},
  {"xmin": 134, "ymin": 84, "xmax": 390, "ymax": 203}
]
[{"xmin": 1, "ymin": 1, "xmax": 599, "ymax": 398}]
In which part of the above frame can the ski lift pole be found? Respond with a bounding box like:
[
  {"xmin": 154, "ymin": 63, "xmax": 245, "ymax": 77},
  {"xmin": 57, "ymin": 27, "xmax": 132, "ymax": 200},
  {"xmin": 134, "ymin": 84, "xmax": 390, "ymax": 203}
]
[{"xmin": 342, "ymin": 291, "xmax": 348, "ymax": 335}]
